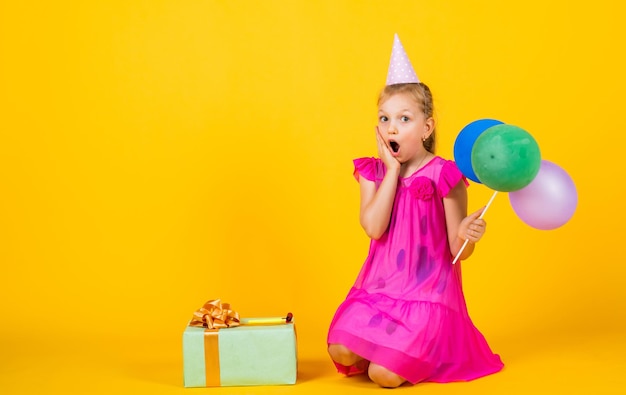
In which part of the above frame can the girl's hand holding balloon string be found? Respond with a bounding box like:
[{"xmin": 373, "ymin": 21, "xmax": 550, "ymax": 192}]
[
  {"xmin": 452, "ymin": 190, "xmax": 497, "ymax": 264},
  {"xmin": 458, "ymin": 207, "xmax": 487, "ymax": 244}
]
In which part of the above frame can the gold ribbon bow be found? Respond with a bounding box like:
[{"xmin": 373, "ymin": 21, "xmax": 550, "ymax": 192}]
[{"xmin": 189, "ymin": 299, "xmax": 241, "ymax": 329}]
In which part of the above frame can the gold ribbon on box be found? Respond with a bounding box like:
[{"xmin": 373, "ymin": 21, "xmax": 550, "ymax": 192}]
[
  {"xmin": 189, "ymin": 299, "xmax": 241, "ymax": 329},
  {"xmin": 189, "ymin": 299, "xmax": 240, "ymax": 386}
]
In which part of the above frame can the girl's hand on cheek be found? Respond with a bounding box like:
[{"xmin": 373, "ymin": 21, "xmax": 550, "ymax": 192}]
[{"xmin": 376, "ymin": 127, "xmax": 400, "ymax": 172}]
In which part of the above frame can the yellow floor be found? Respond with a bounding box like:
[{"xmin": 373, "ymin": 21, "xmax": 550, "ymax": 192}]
[{"xmin": 2, "ymin": 329, "xmax": 625, "ymax": 395}]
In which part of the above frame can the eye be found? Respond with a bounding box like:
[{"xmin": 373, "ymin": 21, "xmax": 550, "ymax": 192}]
[
  {"xmin": 379, "ymin": 116, "xmax": 388, "ymax": 122},
  {"xmin": 401, "ymin": 116, "xmax": 410, "ymax": 122}
]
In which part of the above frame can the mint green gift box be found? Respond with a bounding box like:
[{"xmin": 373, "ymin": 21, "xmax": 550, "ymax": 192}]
[{"xmin": 182, "ymin": 322, "xmax": 297, "ymax": 387}]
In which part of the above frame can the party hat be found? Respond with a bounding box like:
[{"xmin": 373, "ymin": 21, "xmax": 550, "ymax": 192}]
[{"xmin": 386, "ymin": 34, "xmax": 420, "ymax": 85}]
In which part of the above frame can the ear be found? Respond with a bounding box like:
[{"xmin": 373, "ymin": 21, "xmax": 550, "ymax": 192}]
[{"xmin": 423, "ymin": 117, "xmax": 435, "ymax": 139}]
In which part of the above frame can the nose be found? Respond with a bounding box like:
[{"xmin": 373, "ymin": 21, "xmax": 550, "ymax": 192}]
[{"xmin": 387, "ymin": 123, "xmax": 398, "ymax": 134}]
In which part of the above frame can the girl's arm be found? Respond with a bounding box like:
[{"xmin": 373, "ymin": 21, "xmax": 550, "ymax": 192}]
[
  {"xmin": 443, "ymin": 181, "xmax": 487, "ymax": 261},
  {"xmin": 359, "ymin": 128, "xmax": 401, "ymax": 240},
  {"xmin": 358, "ymin": 167, "xmax": 400, "ymax": 239}
]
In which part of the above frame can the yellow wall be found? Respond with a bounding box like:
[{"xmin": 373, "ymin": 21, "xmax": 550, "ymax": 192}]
[{"xmin": 1, "ymin": 0, "xmax": 624, "ymax": 363}]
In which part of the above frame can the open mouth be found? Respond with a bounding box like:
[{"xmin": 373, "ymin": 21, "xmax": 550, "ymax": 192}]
[{"xmin": 390, "ymin": 141, "xmax": 400, "ymax": 153}]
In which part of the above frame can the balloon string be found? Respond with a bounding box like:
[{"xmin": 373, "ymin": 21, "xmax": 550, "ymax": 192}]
[{"xmin": 452, "ymin": 190, "xmax": 498, "ymax": 265}]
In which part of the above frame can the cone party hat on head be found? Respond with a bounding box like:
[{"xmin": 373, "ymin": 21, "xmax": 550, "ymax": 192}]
[{"xmin": 386, "ymin": 34, "xmax": 420, "ymax": 85}]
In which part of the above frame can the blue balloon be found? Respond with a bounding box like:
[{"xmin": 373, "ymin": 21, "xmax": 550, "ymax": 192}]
[{"xmin": 454, "ymin": 119, "xmax": 504, "ymax": 183}]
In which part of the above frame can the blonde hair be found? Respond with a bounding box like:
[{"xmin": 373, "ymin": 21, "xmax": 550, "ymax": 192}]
[{"xmin": 377, "ymin": 83, "xmax": 436, "ymax": 153}]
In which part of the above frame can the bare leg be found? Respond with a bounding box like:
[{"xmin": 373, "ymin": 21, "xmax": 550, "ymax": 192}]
[
  {"xmin": 327, "ymin": 343, "xmax": 363, "ymax": 366},
  {"xmin": 368, "ymin": 363, "xmax": 406, "ymax": 388}
]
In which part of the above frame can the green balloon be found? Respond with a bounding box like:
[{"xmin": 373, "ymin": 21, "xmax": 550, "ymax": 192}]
[{"xmin": 471, "ymin": 124, "xmax": 541, "ymax": 192}]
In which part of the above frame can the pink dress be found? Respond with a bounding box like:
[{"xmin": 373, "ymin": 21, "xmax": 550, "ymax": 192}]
[{"xmin": 327, "ymin": 156, "xmax": 503, "ymax": 384}]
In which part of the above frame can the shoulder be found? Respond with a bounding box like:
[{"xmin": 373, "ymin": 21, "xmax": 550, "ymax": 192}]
[
  {"xmin": 353, "ymin": 157, "xmax": 385, "ymax": 182},
  {"xmin": 431, "ymin": 157, "xmax": 468, "ymax": 197},
  {"xmin": 428, "ymin": 156, "xmax": 458, "ymax": 171}
]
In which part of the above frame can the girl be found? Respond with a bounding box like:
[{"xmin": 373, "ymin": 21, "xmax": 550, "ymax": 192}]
[{"xmin": 327, "ymin": 36, "xmax": 504, "ymax": 388}]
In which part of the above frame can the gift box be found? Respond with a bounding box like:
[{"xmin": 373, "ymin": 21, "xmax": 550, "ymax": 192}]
[{"xmin": 182, "ymin": 300, "xmax": 297, "ymax": 387}]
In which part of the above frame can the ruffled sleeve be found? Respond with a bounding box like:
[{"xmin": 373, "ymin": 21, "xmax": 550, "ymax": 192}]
[
  {"xmin": 353, "ymin": 157, "xmax": 384, "ymax": 183},
  {"xmin": 437, "ymin": 160, "xmax": 469, "ymax": 197}
]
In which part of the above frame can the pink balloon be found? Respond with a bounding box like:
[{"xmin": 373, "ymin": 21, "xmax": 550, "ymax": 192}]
[{"xmin": 508, "ymin": 160, "xmax": 577, "ymax": 230}]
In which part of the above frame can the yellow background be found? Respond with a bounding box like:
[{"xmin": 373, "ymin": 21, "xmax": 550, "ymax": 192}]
[{"xmin": 1, "ymin": 1, "xmax": 625, "ymax": 394}]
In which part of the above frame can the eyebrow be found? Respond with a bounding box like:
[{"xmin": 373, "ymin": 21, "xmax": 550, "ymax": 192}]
[{"xmin": 378, "ymin": 109, "xmax": 415, "ymax": 114}]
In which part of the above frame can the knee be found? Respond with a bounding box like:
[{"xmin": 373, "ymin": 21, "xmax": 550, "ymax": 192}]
[
  {"xmin": 368, "ymin": 364, "xmax": 406, "ymax": 388},
  {"xmin": 328, "ymin": 344, "xmax": 360, "ymax": 366}
]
